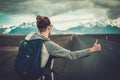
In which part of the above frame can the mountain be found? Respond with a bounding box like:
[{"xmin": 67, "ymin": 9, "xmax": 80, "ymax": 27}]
[
  {"xmin": 0, "ymin": 17, "xmax": 120, "ymax": 34},
  {"xmin": 67, "ymin": 25, "xmax": 120, "ymax": 34}
]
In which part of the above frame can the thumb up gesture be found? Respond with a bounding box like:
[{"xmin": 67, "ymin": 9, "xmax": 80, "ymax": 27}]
[{"xmin": 90, "ymin": 39, "xmax": 101, "ymax": 52}]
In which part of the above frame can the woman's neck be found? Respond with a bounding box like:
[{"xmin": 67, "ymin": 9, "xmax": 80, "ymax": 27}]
[{"xmin": 40, "ymin": 32, "xmax": 49, "ymax": 38}]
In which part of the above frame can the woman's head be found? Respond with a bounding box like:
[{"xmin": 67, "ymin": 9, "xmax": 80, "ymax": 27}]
[{"xmin": 36, "ymin": 15, "xmax": 51, "ymax": 32}]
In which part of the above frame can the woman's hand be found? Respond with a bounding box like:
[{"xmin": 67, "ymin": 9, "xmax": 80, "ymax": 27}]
[{"xmin": 90, "ymin": 39, "xmax": 101, "ymax": 52}]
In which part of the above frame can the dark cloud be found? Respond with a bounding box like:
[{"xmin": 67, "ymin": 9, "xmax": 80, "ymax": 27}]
[
  {"xmin": 0, "ymin": 0, "xmax": 94, "ymax": 16},
  {"xmin": 93, "ymin": 0, "xmax": 120, "ymax": 8},
  {"xmin": 92, "ymin": 0, "xmax": 120, "ymax": 19},
  {"xmin": 0, "ymin": 0, "xmax": 119, "ymax": 19},
  {"xmin": 0, "ymin": 0, "xmax": 30, "ymax": 15},
  {"xmin": 108, "ymin": 9, "xmax": 120, "ymax": 19}
]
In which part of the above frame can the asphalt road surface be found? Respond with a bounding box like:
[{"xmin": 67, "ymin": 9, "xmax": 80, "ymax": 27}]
[
  {"xmin": 0, "ymin": 35, "xmax": 120, "ymax": 80},
  {"xmin": 54, "ymin": 35, "xmax": 120, "ymax": 80}
]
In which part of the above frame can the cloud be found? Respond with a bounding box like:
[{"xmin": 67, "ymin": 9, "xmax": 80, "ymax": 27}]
[
  {"xmin": 0, "ymin": 0, "xmax": 30, "ymax": 14},
  {"xmin": 92, "ymin": 0, "xmax": 120, "ymax": 8},
  {"xmin": 0, "ymin": 0, "xmax": 119, "ymax": 19},
  {"xmin": 0, "ymin": 0, "xmax": 94, "ymax": 16},
  {"xmin": 92, "ymin": 0, "xmax": 120, "ymax": 19}
]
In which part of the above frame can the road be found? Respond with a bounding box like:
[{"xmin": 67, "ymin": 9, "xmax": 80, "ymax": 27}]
[
  {"xmin": 0, "ymin": 35, "xmax": 120, "ymax": 80},
  {"xmin": 55, "ymin": 35, "xmax": 120, "ymax": 80}
]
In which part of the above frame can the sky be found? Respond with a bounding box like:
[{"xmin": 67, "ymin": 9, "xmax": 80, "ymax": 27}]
[{"xmin": 0, "ymin": 0, "xmax": 120, "ymax": 27}]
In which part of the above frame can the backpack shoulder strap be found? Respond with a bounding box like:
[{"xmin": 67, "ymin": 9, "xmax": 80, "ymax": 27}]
[{"xmin": 28, "ymin": 39, "xmax": 44, "ymax": 79}]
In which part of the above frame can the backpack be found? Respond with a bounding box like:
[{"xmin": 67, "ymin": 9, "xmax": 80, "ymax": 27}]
[{"xmin": 15, "ymin": 39, "xmax": 44, "ymax": 80}]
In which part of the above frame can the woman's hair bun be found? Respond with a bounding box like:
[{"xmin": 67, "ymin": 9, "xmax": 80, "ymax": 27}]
[
  {"xmin": 36, "ymin": 15, "xmax": 51, "ymax": 30},
  {"xmin": 36, "ymin": 15, "xmax": 44, "ymax": 21}
]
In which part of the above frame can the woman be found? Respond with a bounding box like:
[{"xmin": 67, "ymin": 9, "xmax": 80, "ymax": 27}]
[{"xmin": 25, "ymin": 15, "xmax": 101, "ymax": 80}]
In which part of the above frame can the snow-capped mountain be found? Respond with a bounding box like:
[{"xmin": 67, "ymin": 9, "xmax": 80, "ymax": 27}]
[{"xmin": 0, "ymin": 17, "xmax": 120, "ymax": 34}]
